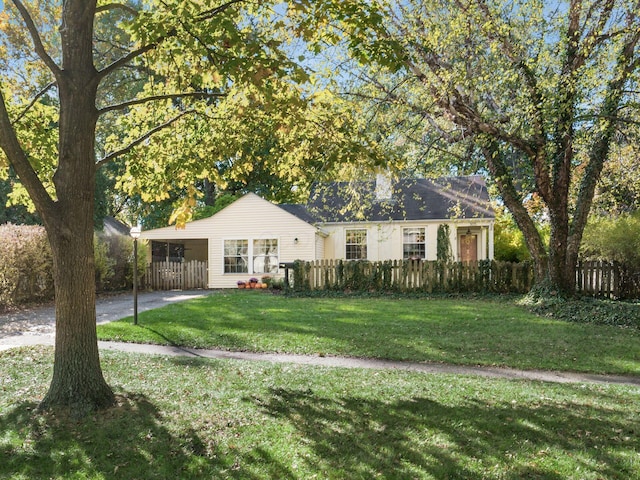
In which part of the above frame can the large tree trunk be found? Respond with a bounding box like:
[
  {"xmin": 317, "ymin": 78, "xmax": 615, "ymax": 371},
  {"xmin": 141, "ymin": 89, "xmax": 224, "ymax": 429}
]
[
  {"xmin": 38, "ymin": 81, "xmax": 115, "ymax": 412},
  {"xmin": 40, "ymin": 220, "xmax": 115, "ymax": 412},
  {"xmin": 38, "ymin": 0, "xmax": 114, "ymax": 413},
  {"xmin": 481, "ymin": 140, "xmax": 550, "ymax": 285}
]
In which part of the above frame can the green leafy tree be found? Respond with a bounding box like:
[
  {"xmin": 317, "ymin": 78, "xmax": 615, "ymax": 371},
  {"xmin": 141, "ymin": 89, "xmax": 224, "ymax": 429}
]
[
  {"xmin": 113, "ymin": 77, "xmax": 386, "ymax": 227},
  {"xmin": 293, "ymin": 0, "xmax": 640, "ymax": 296},
  {"xmin": 0, "ymin": 0, "xmax": 328, "ymax": 414},
  {"xmin": 0, "ymin": 169, "xmax": 41, "ymax": 224},
  {"xmin": 581, "ymin": 210, "xmax": 640, "ymax": 297},
  {"xmin": 493, "ymin": 208, "xmax": 530, "ymax": 263},
  {"xmin": 582, "ymin": 211, "xmax": 640, "ymax": 268},
  {"xmin": 592, "ymin": 141, "xmax": 640, "ymax": 216}
]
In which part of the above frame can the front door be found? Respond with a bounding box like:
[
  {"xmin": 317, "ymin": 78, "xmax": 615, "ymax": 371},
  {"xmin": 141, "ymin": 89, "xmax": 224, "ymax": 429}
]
[{"xmin": 459, "ymin": 234, "xmax": 478, "ymax": 263}]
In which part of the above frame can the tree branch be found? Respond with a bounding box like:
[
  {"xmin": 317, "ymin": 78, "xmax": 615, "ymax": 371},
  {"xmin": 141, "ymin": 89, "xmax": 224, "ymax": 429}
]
[
  {"xmin": 95, "ymin": 3, "xmax": 138, "ymax": 16},
  {"xmin": 97, "ymin": 39, "xmax": 167, "ymax": 81},
  {"xmin": 569, "ymin": 22, "xmax": 640, "ymax": 259},
  {"xmin": 11, "ymin": 0, "xmax": 62, "ymax": 77},
  {"xmin": 95, "ymin": 109, "xmax": 196, "ymax": 169},
  {"xmin": 196, "ymin": 0, "xmax": 245, "ymax": 21},
  {"xmin": 575, "ymin": 0, "xmax": 615, "ymax": 70},
  {"xmin": 472, "ymin": 0, "xmax": 546, "ymax": 149},
  {"xmin": 0, "ymin": 87, "xmax": 55, "ymax": 218},
  {"xmin": 97, "ymin": 0, "xmax": 246, "ymax": 82},
  {"xmin": 12, "ymin": 81, "xmax": 57, "ymax": 125},
  {"xmin": 98, "ymin": 92, "xmax": 225, "ymax": 115}
]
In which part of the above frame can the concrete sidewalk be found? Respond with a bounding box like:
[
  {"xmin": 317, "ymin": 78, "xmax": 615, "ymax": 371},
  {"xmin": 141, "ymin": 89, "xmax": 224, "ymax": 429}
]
[{"xmin": 97, "ymin": 340, "xmax": 640, "ymax": 387}]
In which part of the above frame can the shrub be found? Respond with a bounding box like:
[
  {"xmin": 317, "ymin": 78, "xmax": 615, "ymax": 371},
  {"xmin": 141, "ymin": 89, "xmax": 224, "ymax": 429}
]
[
  {"xmin": 581, "ymin": 211, "xmax": 640, "ymax": 268},
  {"xmin": 94, "ymin": 233, "xmax": 145, "ymax": 291},
  {"xmin": 0, "ymin": 225, "xmax": 144, "ymax": 308},
  {"xmin": 526, "ymin": 296, "xmax": 640, "ymax": 330},
  {"xmin": 581, "ymin": 212, "xmax": 640, "ymax": 298},
  {"xmin": 493, "ymin": 210, "xmax": 530, "ymax": 262},
  {"xmin": 0, "ymin": 224, "xmax": 54, "ymax": 308},
  {"xmin": 436, "ymin": 224, "xmax": 452, "ymax": 262},
  {"xmin": 73, "ymin": 233, "xmax": 144, "ymax": 293}
]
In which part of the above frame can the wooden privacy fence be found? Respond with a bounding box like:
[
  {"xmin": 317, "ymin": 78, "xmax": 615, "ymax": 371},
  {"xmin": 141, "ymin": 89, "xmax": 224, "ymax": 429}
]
[
  {"xmin": 292, "ymin": 259, "xmax": 534, "ymax": 294},
  {"xmin": 144, "ymin": 260, "xmax": 207, "ymax": 290}
]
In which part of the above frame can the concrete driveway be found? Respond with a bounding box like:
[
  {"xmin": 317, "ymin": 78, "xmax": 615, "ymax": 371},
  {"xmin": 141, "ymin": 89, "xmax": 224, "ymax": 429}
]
[{"xmin": 0, "ymin": 290, "xmax": 212, "ymax": 349}]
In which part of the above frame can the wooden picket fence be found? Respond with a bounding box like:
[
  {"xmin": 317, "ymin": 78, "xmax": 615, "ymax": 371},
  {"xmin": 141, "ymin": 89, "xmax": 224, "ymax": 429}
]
[
  {"xmin": 292, "ymin": 259, "xmax": 639, "ymax": 298},
  {"xmin": 292, "ymin": 259, "xmax": 534, "ymax": 294},
  {"xmin": 575, "ymin": 260, "xmax": 640, "ymax": 300},
  {"xmin": 144, "ymin": 260, "xmax": 207, "ymax": 290}
]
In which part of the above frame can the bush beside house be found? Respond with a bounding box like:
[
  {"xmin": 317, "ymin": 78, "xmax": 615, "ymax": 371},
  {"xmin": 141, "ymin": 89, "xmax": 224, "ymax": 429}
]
[
  {"xmin": 0, "ymin": 224, "xmax": 54, "ymax": 308},
  {"xmin": 0, "ymin": 223, "xmax": 144, "ymax": 310}
]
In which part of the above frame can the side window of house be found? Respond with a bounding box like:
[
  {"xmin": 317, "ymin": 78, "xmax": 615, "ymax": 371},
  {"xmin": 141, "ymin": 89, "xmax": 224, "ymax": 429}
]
[
  {"xmin": 403, "ymin": 227, "xmax": 426, "ymax": 260},
  {"xmin": 345, "ymin": 229, "xmax": 367, "ymax": 260},
  {"xmin": 253, "ymin": 239, "xmax": 279, "ymax": 273},
  {"xmin": 224, "ymin": 239, "xmax": 248, "ymax": 273}
]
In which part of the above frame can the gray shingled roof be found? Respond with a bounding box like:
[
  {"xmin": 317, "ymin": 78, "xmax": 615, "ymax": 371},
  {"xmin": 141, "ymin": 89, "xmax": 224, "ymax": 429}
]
[{"xmin": 278, "ymin": 176, "xmax": 494, "ymax": 224}]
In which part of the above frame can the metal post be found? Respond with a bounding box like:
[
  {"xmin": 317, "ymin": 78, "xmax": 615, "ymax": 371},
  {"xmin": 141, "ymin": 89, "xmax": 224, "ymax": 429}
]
[
  {"xmin": 133, "ymin": 236, "xmax": 138, "ymax": 325},
  {"xmin": 130, "ymin": 225, "xmax": 142, "ymax": 325}
]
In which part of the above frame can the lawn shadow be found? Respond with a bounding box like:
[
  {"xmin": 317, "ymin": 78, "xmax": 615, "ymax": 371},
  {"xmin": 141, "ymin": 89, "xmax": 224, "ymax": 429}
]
[
  {"xmin": 246, "ymin": 386, "xmax": 638, "ymax": 479},
  {"xmin": 0, "ymin": 392, "xmax": 289, "ymax": 479}
]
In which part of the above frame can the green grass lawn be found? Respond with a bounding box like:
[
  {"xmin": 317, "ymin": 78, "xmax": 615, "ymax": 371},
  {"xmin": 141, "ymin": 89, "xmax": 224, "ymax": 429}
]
[
  {"xmin": 97, "ymin": 291, "xmax": 640, "ymax": 375},
  {"xmin": 1, "ymin": 346, "xmax": 639, "ymax": 479}
]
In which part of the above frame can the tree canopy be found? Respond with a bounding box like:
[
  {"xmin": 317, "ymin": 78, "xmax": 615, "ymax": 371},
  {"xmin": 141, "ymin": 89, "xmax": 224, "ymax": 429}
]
[
  {"xmin": 0, "ymin": 0, "xmax": 381, "ymax": 413},
  {"xmin": 291, "ymin": 0, "xmax": 640, "ymax": 295}
]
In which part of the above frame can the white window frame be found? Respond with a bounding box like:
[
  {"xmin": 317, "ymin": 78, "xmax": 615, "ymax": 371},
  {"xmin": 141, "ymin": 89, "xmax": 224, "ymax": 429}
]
[
  {"xmin": 252, "ymin": 238, "xmax": 279, "ymax": 274},
  {"xmin": 223, "ymin": 237, "xmax": 279, "ymax": 274},
  {"xmin": 403, "ymin": 227, "xmax": 426, "ymax": 260},
  {"xmin": 223, "ymin": 239, "xmax": 249, "ymax": 274},
  {"xmin": 345, "ymin": 228, "xmax": 368, "ymax": 260}
]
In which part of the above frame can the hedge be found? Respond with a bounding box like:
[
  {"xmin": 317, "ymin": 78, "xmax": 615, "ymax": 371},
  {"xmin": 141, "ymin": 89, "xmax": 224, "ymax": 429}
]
[{"xmin": 0, "ymin": 224, "xmax": 144, "ymax": 309}]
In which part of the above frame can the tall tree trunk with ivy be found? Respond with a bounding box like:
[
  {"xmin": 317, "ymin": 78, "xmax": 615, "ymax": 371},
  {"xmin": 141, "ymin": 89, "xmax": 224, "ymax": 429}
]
[{"xmin": 436, "ymin": 224, "xmax": 452, "ymax": 262}]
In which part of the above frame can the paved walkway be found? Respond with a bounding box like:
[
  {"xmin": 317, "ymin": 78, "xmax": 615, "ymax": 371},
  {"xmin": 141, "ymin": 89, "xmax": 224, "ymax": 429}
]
[
  {"xmin": 0, "ymin": 290, "xmax": 210, "ymax": 348},
  {"xmin": 99, "ymin": 341, "xmax": 640, "ymax": 387},
  {"xmin": 1, "ymin": 291, "xmax": 639, "ymax": 387}
]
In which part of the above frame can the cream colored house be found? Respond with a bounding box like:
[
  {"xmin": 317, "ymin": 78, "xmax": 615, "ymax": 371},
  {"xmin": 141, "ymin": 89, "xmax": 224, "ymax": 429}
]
[{"xmin": 139, "ymin": 175, "xmax": 495, "ymax": 289}]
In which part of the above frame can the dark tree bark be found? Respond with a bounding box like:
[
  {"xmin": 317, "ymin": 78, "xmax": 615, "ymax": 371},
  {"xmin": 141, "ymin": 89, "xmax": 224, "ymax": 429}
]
[
  {"xmin": 0, "ymin": 0, "xmax": 115, "ymax": 413},
  {"xmin": 0, "ymin": 0, "xmax": 254, "ymax": 414},
  {"xmin": 39, "ymin": 1, "xmax": 114, "ymax": 410}
]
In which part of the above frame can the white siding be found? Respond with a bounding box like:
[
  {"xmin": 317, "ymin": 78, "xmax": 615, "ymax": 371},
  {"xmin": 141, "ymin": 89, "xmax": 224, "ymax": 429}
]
[
  {"xmin": 140, "ymin": 193, "xmax": 495, "ymax": 289},
  {"xmin": 140, "ymin": 193, "xmax": 320, "ymax": 288},
  {"xmin": 315, "ymin": 234, "xmax": 325, "ymax": 260},
  {"xmin": 320, "ymin": 220, "xmax": 494, "ymax": 262},
  {"xmin": 206, "ymin": 194, "xmax": 319, "ymax": 288}
]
